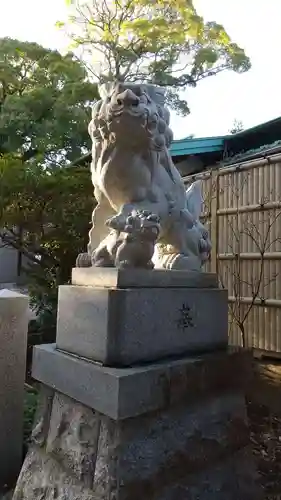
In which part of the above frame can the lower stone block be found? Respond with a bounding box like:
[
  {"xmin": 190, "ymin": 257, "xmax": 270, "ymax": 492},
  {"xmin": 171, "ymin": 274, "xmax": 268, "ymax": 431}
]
[
  {"xmin": 14, "ymin": 390, "xmax": 260, "ymax": 500},
  {"xmin": 13, "ymin": 348, "xmax": 261, "ymax": 499}
]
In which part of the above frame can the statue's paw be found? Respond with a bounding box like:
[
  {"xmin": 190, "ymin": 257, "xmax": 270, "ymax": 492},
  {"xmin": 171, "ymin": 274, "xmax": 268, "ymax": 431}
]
[
  {"xmin": 106, "ymin": 215, "xmax": 126, "ymax": 231},
  {"xmin": 92, "ymin": 249, "xmax": 115, "ymax": 268},
  {"xmin": 163, "ymin": 254, "xmax": 201, "ymax": 272},
  {"xmin": 76, "ymin": 253, "xmax": 92, "ymax": 268}
]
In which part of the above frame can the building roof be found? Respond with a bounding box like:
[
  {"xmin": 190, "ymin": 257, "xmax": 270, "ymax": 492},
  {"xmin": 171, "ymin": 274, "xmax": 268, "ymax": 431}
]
[
  {"xmin": 227, "ymin": 116, "xmax": 281, "ymax": 140},
  {"xmin": 171, "ymin": 116, "xmax": 281, "ymax": 158},
  {"xmin": 224, "ymin": 116, "xmax": 281, "ymax": 164},
  {"xmin": 222, "ymin": 140, "xmax": 281, "ymax": 166},
  {"xmin": 170, "ymin": 136, "xmax": 225, "ymax": 157}
]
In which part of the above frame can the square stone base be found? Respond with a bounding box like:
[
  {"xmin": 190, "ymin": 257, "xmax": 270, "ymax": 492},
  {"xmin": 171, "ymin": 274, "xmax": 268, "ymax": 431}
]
[
  {"xmin": 56, "ymin": 282, "xmax": 228, "ymax": 366},
  {"xmin": 71, "ymin": 267, "xmax": 219, "ymax": 289}
]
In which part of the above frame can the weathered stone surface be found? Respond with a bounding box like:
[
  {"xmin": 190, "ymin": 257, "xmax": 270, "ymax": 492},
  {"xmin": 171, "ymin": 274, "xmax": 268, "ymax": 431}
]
[
  {"xmin": 0, "ymin": 289, "xmax": 28, "ymax": 489},
  {"xmin": 92, "ymin": 417, "xmax": 119, "ymax": 499},
  {"xmin": 12, "ymin": 447, "xmax": 96, "ymax": 500},
  {"xmin": 72, "ymin": 267, "xmax": 218, "ymax": 289},
  {"xmin": 13, "ymin": 389, "xmax": 260, "ymax": 500},
  {"xmin": 112, "ymin": 393, "xmax": 248, "ymax": 487},
  {"xmin": 46, "ymin": 393, "xmax": 100, "ymax": 488},
  {"xmin": 31, "ymin": 386, "xmax": 54, "ymax": 447},
  {"xmin": 32, "ymin": 344, "xmax": 251, "ymax": 420},
  {"xmin": 56, "ymin": 285, "xmax": 228, "ymax": 366}
]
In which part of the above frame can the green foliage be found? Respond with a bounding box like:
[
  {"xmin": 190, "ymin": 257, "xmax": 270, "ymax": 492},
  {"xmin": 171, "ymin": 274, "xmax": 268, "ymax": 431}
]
[
  {"xmin": 0, "ymin": 159, "xmax": 94, "ymax": 337},
  {"xmin": 0, "ymin": 37, "xmax": 98, "ymax": 162},
  {"xmin": 0, "ymin": 38, "xmax": 98, "ymax": 336},
  {"xmin": 23, "ymin": 387, "xmax": 38, "ymax": 449},
  {"xmin": 59, "ymin": 0, "xmax": 251, "ymax": 114}
]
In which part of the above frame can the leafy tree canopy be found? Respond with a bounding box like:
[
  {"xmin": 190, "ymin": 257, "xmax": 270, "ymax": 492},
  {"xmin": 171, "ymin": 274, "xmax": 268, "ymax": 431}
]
[
  {"xmin": 0, "ymin": 38, "xmax": 98, "ymax": 330},
  {"xmin": 0, "ymin": 37, "xmax": 98, "ymax": 164},
  {"xmin": 58, "ymin": 0, "xmax": 251, "ymax": 114},
  {"xmin": 0, "ymin": 154, "xmax": 93, "ymax": 338}
]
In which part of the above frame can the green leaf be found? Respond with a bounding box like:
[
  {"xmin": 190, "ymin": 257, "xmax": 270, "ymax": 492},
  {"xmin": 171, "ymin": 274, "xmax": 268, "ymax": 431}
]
[{"xmin": 55, "ymin": 21, "xmax": 65, "ymax": 28}]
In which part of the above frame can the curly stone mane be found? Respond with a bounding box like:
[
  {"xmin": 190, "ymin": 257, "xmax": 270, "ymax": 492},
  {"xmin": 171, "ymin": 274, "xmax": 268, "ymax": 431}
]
[{"xmin": 88, "ymin": 82, "xmax": 173, "ymax": 156}]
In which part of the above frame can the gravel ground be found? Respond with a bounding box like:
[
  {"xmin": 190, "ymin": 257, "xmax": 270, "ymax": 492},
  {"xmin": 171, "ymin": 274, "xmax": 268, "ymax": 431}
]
[{"xmin": 248, "ymin": 360, "xmax": 281, "ymax": 499}]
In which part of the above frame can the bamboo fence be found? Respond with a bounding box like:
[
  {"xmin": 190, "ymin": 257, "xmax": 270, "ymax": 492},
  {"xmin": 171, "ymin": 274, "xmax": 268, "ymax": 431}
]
[{"xmin": 183, "ymin": 152, "xmax": 281, "ymax": 354}]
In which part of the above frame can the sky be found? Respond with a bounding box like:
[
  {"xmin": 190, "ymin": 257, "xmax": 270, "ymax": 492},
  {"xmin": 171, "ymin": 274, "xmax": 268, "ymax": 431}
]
[{"xmin": 1, "ymin": 0, "xmax": 281, "ymax": 139}]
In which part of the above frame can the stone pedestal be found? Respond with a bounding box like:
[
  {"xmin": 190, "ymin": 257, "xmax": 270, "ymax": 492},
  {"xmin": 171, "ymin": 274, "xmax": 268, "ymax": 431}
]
[
  {"xmin": 13, "ymin": 269, "xmax": 261, "ymax": 499},
  {"xmin": 0, "ymin": 290, "xmax": 29, "ymax": 490},
  {"xmin": 57, "ymin": 268, "xmax": 228, "ymax": 366},
  {"xmin": 14, "ymin": 346, "xmax": 260, "ymax": 499}
]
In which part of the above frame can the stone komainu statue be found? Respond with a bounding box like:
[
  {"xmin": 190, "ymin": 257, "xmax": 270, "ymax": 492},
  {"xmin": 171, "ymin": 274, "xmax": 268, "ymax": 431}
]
[{"xmin": 77, "ymin": 82, "xmax": 211, "ymax": 271}]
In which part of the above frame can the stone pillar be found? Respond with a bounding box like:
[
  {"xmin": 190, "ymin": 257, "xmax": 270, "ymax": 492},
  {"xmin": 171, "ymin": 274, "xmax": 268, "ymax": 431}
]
[
  {"xmin": 13, "ymin": 269, "xmax": 261, "ymax": 499},
  {"xmin": 0, "ymin": 289, "xmax": 29, "ymax": 489}
]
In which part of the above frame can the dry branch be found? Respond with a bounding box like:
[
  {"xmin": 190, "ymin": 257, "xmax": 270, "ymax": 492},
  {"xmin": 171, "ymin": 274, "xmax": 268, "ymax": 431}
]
[{"xmin": 218, "ymin": 173, "xmax": 281, "ymax": 347}]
